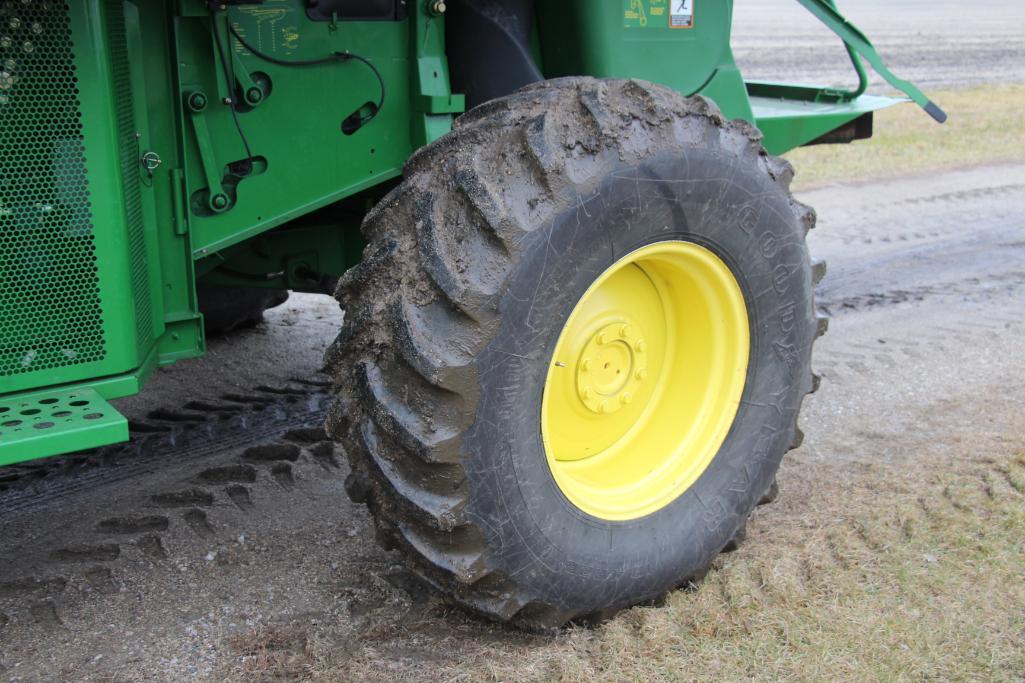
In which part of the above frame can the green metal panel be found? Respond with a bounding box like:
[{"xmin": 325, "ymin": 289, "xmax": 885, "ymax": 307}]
[
  {"xmin": 173, "ymin": 0, "xmax": 457, "ymax": 259},
  {"xmin": 0, "ymin": 0, "xmax": 461, "ymax": 464},
  {"xmin": 122, "ymin": 0, "xmax": 204, "ymax": 366},
  {"xmin": 750, "ymin": 86, "xmax": 901, "ymax": 155},
  {"xmin": 536, "ymin": 0, "xmax": 753, "ymax": 120},
  {"xmin": 0, "ymin": 0, "xmax": 157, "ymax": 396},
  {"xmin": 0, "ymin": 387, "xmax": 128, "ymax": 467},
  {"xmin": 106, "ymin": 0, "xmax": 155, "ymax": 353},
  {"xmin": 0, "ymin": 3, "xmax": 106, "ymax": 381}
]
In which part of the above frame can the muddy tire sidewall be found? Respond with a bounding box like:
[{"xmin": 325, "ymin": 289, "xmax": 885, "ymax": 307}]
[{"xmin": 464, "ymin": 150, "xmax": 814, "ymax": 611}]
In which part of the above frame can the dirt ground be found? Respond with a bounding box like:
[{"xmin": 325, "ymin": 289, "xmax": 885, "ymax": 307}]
[
  {"xmin": 1, "ymin": 160, "xmax": 1023, "ymax": 681},
  {"xmin": 2, "ymin": 2, "xmax": 1025, "ymax": 680}
]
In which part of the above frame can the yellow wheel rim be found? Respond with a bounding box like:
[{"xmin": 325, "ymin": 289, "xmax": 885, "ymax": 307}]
[{"xmin": 540, "ymin": 241, "xmax": 750, "ymax": 521}]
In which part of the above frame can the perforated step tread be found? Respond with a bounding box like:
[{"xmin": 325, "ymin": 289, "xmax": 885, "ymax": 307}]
[{"xmin": 0, "ymin": 389, "xmax": 128, "ymax": 467}]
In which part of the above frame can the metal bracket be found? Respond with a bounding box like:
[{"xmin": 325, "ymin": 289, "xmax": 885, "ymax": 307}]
[
  {"xmin": 209, "ymin": 11, "xmax": 266, "ymax": 107},
  {"xmin": 171, "ymin": 168, "xmax": 190, "ymax": 235},
  {"xmin": 795, "ymin": 0, "xmax": 947, "ymax": 122},
  {"xmin": 196, "ymin": 221, "xmax": 357, "ymax": 292},
  {"xmin": 158, "ymin": 314, "xmax": 206, "ymax": 365},
  {"xmin": 183, "ymin": 89, "xmax": 232, "ymax": 213},
  {"xmin": 416, "ymin": 93, "xmax": 465, "ymax": 114},
  {"xmin": 229, "ymin": 49, "xmax": 266, "ymax": 107}
]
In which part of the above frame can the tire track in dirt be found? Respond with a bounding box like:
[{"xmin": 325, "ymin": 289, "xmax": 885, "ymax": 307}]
[
  {"xmin": 712, "ymin": 455, "xmax": 1025, "ymax": 612},
  {"xmin": 0, "ymin": 378, "xmax": 331, "ymax": 511},
  {"xmin": 0, "ymin": 376, "xmax": 350, "ymax": 636},
  {"xmin": 0, "ymin": 430, "xmax": 350, "ymax": 632},
  {"xmin": 814, "ymin": 310, "xmax": 1025, "ymax": 384},
  {"xmin": 804, "ymin": 163, "xmax": 1025, "ymax": 384}
]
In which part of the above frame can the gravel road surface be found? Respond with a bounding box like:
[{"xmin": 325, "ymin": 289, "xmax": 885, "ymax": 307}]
[{"xmin": 733, "ymin": 0, "xmax": 1025, "ymax": 90}]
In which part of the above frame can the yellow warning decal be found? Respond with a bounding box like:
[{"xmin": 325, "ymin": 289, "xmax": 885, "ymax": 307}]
[{"xmin": 623, "ymin": 0, "xmax": 667, "ymax": 29}]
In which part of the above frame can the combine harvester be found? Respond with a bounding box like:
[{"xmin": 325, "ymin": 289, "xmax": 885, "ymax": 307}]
[{"xmin": 0, "ymin": 0, "xmax": 943, "ymax": 628}]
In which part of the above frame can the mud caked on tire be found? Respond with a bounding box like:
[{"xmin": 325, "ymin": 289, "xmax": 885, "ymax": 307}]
[{"xmin": 326, "ymin": 78, "xmax": 822, "ymax": 630}]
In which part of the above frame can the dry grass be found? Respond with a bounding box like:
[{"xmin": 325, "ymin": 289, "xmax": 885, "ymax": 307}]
[
  {"xmin": 788, "ymin": 84, "xmax": 1025, "ymax": 190},
  {"xmin": 307, "ymin": 452, "xmax": 1025, "ymax": 683},
  {"xmin": 227, "ymin": 622, "xmax": 319, "ymax": 680},
  {"xmin": 475, "ymin": 459, "xmax": 1025, "ymax": 681}
]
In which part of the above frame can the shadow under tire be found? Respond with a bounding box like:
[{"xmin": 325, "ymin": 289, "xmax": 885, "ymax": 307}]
[
  {"xmin": 197, "ymin": 284, "xmax": 289, "ymax": 335},
  {"xmin": 325, "ymin": 77, "xmax": 822, "ymax": 630}
]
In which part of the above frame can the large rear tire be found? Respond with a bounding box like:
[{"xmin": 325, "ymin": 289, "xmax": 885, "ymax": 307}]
[{"xmin": 326, "ymin": 78, "xmax": 823, "ymax": 630}]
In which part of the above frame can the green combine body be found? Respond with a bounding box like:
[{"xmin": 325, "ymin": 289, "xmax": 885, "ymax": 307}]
[
  {"xmin": 0, "ymin": 0, "xmax": 947, "ymax": 630},
  {"xmin": 1, "ymin": 1, "xmax": 930, "ymax": 467},
  {"xmin": 0, "ymin": 0, "xmax": 941, "ymax": 473}
]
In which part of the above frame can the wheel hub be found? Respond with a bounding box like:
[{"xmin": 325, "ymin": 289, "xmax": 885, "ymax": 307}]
[{"xmin": 575, "ymin": 322, "xmax": 647, "ymax": 415}]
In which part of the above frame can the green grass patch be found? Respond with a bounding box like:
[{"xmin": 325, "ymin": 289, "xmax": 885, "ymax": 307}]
[{"xmin": 788, "ymin": 84, "xmax": 1025, "ymax": 190}]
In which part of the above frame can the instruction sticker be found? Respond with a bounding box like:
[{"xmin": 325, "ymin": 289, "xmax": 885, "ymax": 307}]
[
  {"xmin": 623, "ymin": 0, "xmax": 665, "ymax": 29},
  {"xmin": 670, "ymin": 0, "xmax": 694, "ymax": 29},
  {"xmin": 623, "ymin": 1, "xmax": 694, "ymax": 29}
]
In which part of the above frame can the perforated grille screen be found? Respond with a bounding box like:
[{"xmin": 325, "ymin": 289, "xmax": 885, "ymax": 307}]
[
  {"xmin": 106, "ymin": 0, "xmax": 151, "ymax": 350},
  {"xmin": 0, "ymin": 1, "xmax": 106, "ymax": 378}
]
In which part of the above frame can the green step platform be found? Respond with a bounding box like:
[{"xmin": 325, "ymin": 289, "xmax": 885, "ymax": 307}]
[{"xmin": 0, "ymin": 388, "xmax": 128, "ymax": 467}]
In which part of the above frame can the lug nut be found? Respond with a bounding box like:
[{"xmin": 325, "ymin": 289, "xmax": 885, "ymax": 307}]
[
  {"xmin": 620, "ymin": 324, "xmax": 632, "ymax": 338},
  {"xmin": 636, "ymin": 368, "xmax": 647, "ymax": 380},
  {"xmin": 620, "ymin": 393, "xmax": 632, "ymax": 405},
  {"xmin": 581, "ymin": 358, "xmax": 591, "ymax": 371},
  {"xmin": 186, "ymin": 91, "xmax": 208, "ymax": 112},
  {"xmin": 636, "ymin": 339, "xmax": 646, "ymax": 352}
]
